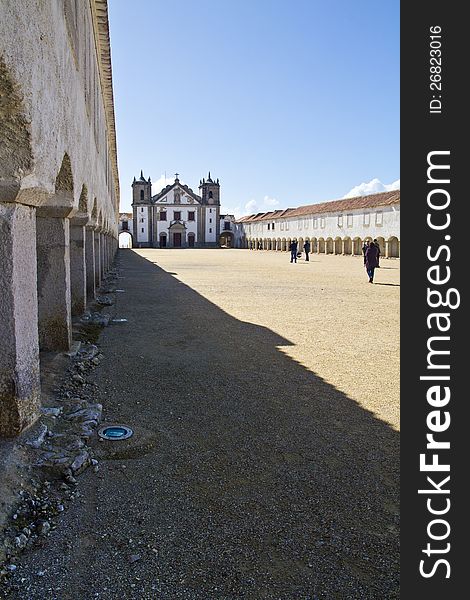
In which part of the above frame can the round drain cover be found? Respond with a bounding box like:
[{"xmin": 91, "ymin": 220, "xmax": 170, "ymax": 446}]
[{"xmin": 98, "ymin": 424, "xmax": 133, "ymax": 441}]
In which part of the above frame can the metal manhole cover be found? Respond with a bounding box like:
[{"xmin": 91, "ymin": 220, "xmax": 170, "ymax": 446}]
[{"xmin": 98, "ymin": 424, "xmax": 133, "ymax": 441}]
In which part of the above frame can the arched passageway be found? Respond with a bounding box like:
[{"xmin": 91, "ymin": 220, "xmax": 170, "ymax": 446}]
[
  {"xmin": 353, "ymin": 237, "xmax": 362, "ymax": 255},
  {"xmin": 376, "ymin": 237, "xmax": 386, "ymax": 257},
  {"xmin": 388, "ymin": 236, "xmax": 400, "ymax": 258},
  {"xmin": 334, "ymin": 237, "xmax": 342, "ymax": 255},
  {"xmin": 119, "ymin": 231, "xmax": 133, "ymax": 248},
  {"xmin": 343, "ymin": 237, "xmax": 352, "ymax": 255},
  {"xmin": 326, "ymin": 238, "xmax": 334, "ymax": 254},
  {"xmin": 318, "ymin": 238, "xmax": 325, "ymax": 253},
  {"xmin": 219, "ymin": 231, "xmax": 233, "ymax": 247}
]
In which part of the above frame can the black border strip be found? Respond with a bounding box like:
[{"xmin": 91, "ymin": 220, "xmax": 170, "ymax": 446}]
[{"xmin": 401, "ymin": 3, "xmax": 466, "ymax": 597}]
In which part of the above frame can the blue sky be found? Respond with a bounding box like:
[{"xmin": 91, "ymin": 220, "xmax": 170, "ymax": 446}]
[{"xmin": 108, "ymin": 0, "xmax": 399, "ymax": 216}]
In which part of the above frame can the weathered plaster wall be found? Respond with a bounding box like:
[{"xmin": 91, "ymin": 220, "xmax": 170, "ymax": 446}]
[
  {"xmin": 0, "ymin": 0, "xmax": 118, "ymax": 229},
  {"xmin": 241, "ymin": 204, "xmax": 400, "ymax": 246},
  {"xmin": 0, "ymin": 1, "xmax": 120, "ymax": 437}
]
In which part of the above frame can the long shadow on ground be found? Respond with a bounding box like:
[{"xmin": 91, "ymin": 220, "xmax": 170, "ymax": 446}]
[{"xmin": 8, "ymin": 249, "xmax": 400, "ymax": 600}]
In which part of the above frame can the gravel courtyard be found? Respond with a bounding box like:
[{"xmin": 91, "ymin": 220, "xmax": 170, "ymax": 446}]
[
  {"xmin": 5, "ymin": 249, "xmax": 400, "ymax": 599},
  {"xmin": 144, "ymin": 249, "xmax": 400, "ymax": 430}
]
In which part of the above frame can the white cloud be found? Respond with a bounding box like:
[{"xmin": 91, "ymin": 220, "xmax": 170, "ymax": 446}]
[
  {"xmin": 212, "ymin": 195, "xmax": 281, "ymax": 220},
  {"xmin": 220, "ymin": 204, "xmax": 243, "ymax": 219},
  {"xmin": 151, "ymin": 173, "xmax": 180, "ymax": 194},
  {"xmin": 343, "ymin": 178, "xmax": 400, "ymax": 198},
  {"xmin": 245, "ymin": 199, "xmax": 258, "ymax": 213},
  {"xmin": 219, "ymin": 197, "xmax": 275, "ymax": 220},
  {"xmin": 263, "ymin": 195, "xmax": 279, "ymax": 207},
  {"xmin": 239, "ymin": 195, "xmax": 279, "ymax": 216}
]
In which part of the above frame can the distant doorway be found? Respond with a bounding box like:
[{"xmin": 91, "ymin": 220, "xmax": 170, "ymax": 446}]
[
  {"xmin": 188, "ymin": 234, "xmax": 195, "ymax": 247},
  {"xmin": 219, "ymin": 231, "xmax": 234, "ymax": 247},
  {"xmin": 173, "ymin": 232, "xmax": 182, "ymax": 247},
  {"xmin": 159, "ymin": 234, "xmax": 167, "ymax": 248},
  {"xmin": 119, "ymin": 231, "xmax": 133, "ymax": 248}
]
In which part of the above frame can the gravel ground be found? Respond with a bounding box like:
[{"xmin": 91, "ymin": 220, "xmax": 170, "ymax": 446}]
[{"xmin": 3, "ymin": 249, "xmax": 400, "ymax": 599}]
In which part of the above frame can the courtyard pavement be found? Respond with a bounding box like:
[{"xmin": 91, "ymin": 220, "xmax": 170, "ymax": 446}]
[{"xmin": 6, "ymin": 249, "xmax": 400, "ymax": 599}]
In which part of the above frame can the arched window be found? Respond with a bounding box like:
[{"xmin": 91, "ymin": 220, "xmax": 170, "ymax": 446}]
[
  {"xmin": 209, "ymin": 191, "xmax": 213, "ymax": 199},
  {"xmin": 140, "ymin": 189, "xmax": 144, "ymax": 201}
]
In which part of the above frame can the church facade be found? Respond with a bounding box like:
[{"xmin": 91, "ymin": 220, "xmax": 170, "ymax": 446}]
[{"xmin": 132, "ymin": 172, "xmax": 221, "ymax": 248}]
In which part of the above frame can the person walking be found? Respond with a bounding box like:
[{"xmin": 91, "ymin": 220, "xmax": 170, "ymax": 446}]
[
  {"xmin": 304, "ymin": 239, "xmax": 311, "ymax": 261},
  {"xmin": 362, "ymin": 240, "xmax": 369, "ymax": 265},
  {"xmin": 373, "ymin": 239, "xmax": 381, "ymax": 267},
  {"xmin": 290, "ymin": 239, "xmax": 298, "ymax": 263},
  {"xmin": 365, "ymin": 240, "xmax": 380, "ymax": 283}
]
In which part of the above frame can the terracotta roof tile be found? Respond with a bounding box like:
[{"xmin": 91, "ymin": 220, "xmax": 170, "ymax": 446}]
[{"xmin": 236, "ymin": 190, "xmax": 400, "ymax": 223}]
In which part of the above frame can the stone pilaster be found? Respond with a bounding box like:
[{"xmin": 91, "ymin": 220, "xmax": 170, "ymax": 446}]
[
  {"xmin": 36, "ymin": 214, "xmax": 72, "ymax": 351},
  {"xmin": 102, "ymin": 233, "xmax": 106, "ymax": 275},
  {"xmin": 0, "ymin": 203, "xmax": 41, "ymax": 436},
  {"xmin": 85, "ymin": 226, "xmax": 96, "ymax": 299},
  {"xmin": 95, "ymin": 230, "xmax": 102, "ymax": 289},
  {"xmin": 70, "ymin": 220, "xmax": 87, "ymax": 315},
  {"xmin": 99, "ymin": 232, "xmax": 105, "ymax": 281}
]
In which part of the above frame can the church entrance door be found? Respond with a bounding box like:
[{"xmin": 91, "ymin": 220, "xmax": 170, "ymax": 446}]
[
  {"xmin": 188, "ymin": 234, "xmax": 195, "ymax": 247},
  {"xmin": 173, "ymin": 233, "xmax": 182, "ymax": 247}
]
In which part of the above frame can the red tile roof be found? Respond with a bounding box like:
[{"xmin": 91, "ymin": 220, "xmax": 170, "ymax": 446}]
[{"xmin": 236, "ymin": 190, "xmax": 400, "ymax": 223}]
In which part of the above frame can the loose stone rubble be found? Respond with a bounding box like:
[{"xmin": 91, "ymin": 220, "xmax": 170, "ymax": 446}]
[
  {"xmin": 96, "ymin": 295, "xmax": 115, "ymax": 306},
  {"xmin": 0, "ymin": 271, "xmax": 121, "ymax": 584}
]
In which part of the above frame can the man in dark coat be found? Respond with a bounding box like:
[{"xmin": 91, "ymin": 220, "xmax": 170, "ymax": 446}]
[
  {"xmin": 362, "ymin": 240, "xmax": 369, "ymax": 265},
  {"xmin": 303, "ymin": 239, "xmax": 311, "ymax": 261},
  {"xmin": 290, "ymin": 239, "xmax": 298, "ymax": 263},
  {"xmin": 373, "ymin": 239, "xmax": 381, "ymax": 267},
  {"xmin": 365, "ymin": 242, "xmax": 380, "ymax": 283}
]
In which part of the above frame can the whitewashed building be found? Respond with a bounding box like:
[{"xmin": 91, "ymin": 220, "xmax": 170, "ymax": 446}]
[
  {"xmin": 235, "ymin": 191, "xmax": 400, "ymax": 258},
  {"xmin": 132, "ymin": 172, "xmax": 220, "ymax": 248},
  {"xmin": 219, "ymin": 214, "xmax": 236, "ymax": 247},
  {"xmin": 118, "ymin": 213, "xmax": 133, "ymax": 247}
]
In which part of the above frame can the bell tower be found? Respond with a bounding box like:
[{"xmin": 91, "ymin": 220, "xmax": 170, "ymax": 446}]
[
  {"xmin": 198, "ymin": 172, "xmax": 220, "ymax": 247},
  {"xmin": 132, "ymin": 170, "xmax": 152, "ymax": 204},
  {"xmin": 131, "ymin": 170, "xmax": 152, "ymax": 247},
  {"xmin": 198, "ymin": 172, "xmax": 220, "ymax": 205}
]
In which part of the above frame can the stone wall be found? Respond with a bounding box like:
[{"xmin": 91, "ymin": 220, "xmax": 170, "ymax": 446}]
[{"xmin": 0, "ymin": 1, "xmax": 119, "ymax": 437}]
